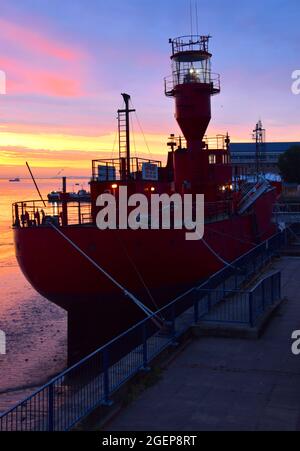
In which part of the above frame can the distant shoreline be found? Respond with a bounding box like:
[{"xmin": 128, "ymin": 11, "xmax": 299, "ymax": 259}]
[{"xmin": 0, "ymin": 176, "xmax": 90, "ymax": 180}]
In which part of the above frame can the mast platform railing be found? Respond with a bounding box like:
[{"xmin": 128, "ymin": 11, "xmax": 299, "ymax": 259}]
[
  {"xmin": 170, "ymin": 35, "xmax": 211, "ymax": 54},
  {"xmin": 164, "ymin": 70, "xmax": 220, "ymax": 97}
]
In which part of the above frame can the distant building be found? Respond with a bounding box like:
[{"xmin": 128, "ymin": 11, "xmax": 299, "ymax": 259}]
[{"xmin": 230, "ymin": 142, "xmax": 300, "ymax": 174}]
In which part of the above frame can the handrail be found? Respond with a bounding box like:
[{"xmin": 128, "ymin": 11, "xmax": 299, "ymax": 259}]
[
  {"xmin": 0, "ymin": 230, "xmax": 286, "ymax": 430},
  {"xmin": 12, "ymin": 199, "xmax": 92, "ymax": 228}
]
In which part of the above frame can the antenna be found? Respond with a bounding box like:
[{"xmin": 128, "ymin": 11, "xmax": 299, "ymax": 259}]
[
  {"xmin": 190, "ymin": 1, "xmax": 200, "ymax": 36},
  {"xmin": 252, "ymin": 120, "xmax": 266, "ymax": 177},
  {"xmin": 195, "ymin": 0, "xmax": 199, "ymax": 36},
  {"xmin": 190, "ymin": 0, "xmax": 193, "ymax": 35}
]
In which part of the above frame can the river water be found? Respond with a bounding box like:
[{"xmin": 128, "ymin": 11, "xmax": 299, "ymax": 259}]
[{"xmin": 0, "ymin": 178, "xmax": 89, "ymax": 414}]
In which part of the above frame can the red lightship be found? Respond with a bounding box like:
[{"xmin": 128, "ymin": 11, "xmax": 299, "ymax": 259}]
[{"xmin": 13, "ymin": 35, "xmax": 277, "ymax": 364}]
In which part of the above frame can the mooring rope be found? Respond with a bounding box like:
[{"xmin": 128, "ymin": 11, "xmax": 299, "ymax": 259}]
[{"xmin": 48, "ymin": 223, "xmax": 163, "ymax": 326}]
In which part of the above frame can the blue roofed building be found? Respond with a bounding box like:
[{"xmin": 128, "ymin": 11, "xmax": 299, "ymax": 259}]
[{"xmin": 230, "ymin": 142, "xmax": 300, "ymax": 174}]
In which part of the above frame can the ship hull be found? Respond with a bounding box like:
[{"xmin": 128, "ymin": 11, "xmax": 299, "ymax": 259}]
[{"xmin": 14, "ymin": 189, "xmax": 276, "ymax": 364}]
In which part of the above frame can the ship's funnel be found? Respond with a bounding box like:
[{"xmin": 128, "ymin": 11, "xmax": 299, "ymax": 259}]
[{"xmin": 165, "ymin": 35, "xmax": 220, "ymax": 145}]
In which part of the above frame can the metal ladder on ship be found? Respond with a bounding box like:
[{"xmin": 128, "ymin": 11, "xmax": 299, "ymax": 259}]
[{"xmin": 117, "ymin": 93, "xmax": 135, "ymax": 178}]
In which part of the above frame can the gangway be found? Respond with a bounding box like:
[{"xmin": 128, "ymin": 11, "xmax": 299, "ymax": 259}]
[{"xmin": 238, "ymin": 177, "xmax": 270, "ymax": 215}]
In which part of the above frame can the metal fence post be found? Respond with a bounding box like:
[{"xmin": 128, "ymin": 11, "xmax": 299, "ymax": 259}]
[
  {"xmin": 48, "ymin": 384, "xmax": 54, "ymax": 432},
  {"xmin": 207, "ymin": 292, "xmax": 212, "ymax": 314},
  {"xmin": 171, "ymin": 304, "xmax": 176, "ymax": 337},
  {"xmin": 262, "ymin": 280, "xmax": 265, "ymax": 311},
  {"xmin": 103, "ymin": 349, "xmax": 112, "ymax": 406},
  {"xmin": 142, "ymin": 323, "xmax": 150, "ymax": 371},
  {"xmin": 194, "ymin": 298, "xmax": 199, "ymax": 324},
  {"xmin": 249, "ymin": 293, "xmax": 254, "ymax": 327},
  {"xmin": 270, "ymin": 274, "xmax": 274, "ymax": 304}
]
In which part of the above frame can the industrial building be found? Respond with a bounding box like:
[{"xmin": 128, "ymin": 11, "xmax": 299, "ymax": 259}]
[{"xmin": 230, "ymin": 142, "xmax": 300, "ymax": 174}]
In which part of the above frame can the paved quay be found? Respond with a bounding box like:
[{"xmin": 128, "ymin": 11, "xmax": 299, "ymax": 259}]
[{"xmin": 105, "ymin": 257, "xmax": 300, "ymax": 431}]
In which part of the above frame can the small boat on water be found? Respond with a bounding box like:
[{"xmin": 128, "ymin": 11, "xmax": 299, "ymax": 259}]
[
  {"xmin": 47, "ymin": 189, "xmax": 91, "ymax": 203},
  {"xmin": 9, "ymin": 178, "xmax": 20, "ymax": 182}
]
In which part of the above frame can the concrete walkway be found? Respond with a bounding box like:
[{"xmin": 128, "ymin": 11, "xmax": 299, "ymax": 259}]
[{"xmin": 105, "ymin": 257, "xmax": 300, "ymax": 431}]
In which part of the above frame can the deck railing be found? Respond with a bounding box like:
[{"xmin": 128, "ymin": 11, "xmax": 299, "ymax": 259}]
[
  {"xmin": 12, "ymin": 200, "xmax": 92, "ymax": 228},
  {"xmin": 0, "ymin": 231, "xmax": 286, "ymax": 431},
  {"xmin": 92, "ymin": 157, "xmax": 162, "ymax": 182},
  {"xmin": 197, "ymin": 271, "xmax": 281, "ymax": 326},
  {"xmin": 12, "ymin": 199, "xmax": 232, "ymax": 229}
]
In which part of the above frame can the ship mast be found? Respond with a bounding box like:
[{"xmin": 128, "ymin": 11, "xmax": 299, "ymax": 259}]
[{"xmin": 118, "ymin": 93, "xmax": 135, "ymax": 179}]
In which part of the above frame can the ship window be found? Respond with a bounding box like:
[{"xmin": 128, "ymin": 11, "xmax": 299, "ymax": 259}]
[
  {"xmin": 222, "ymin": 155, "xmax": 231, "ymax": 164},
  {"xmin": 209, "ymin": 155, "xmax": 216, "ymax": 165}
]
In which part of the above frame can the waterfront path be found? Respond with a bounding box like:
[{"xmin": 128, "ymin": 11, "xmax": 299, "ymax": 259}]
[{"xmin": 105, "ymin": 257, "xmax": 300, "ymax": 431}]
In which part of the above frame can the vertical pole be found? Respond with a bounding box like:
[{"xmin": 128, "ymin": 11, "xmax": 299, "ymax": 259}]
[
  {"xmin": 120, "ymin": 94, "xmax": 134, "ymax": 179},
  {"xmin": 194, "ymin": 298, "xmax": 199, "ymax": 323},
  {"xmin": 14, "ymin": 204, "xmax": 20, "ymax": 227},
  {"xmin": 62, "ymin": 176, "xmax": 67, "ymax": 194},
  {"xmin": 262, "ymin": 280, "xmax": 265, "ymax": 311},
  {"xmin": 207, "ymin": 292, "xmax": 212, "ymax": 314},
  {"xmin": 21, "ymin": 202, "xmax": 25, "ymax": 227},
  {"xmin": 171, "ymin": 304, "xmax": 176, "ymax": 337},
  {"xmin": 103, "ymin": 349, "xmax": 112, "ymax": 406},
  {"xmin": 78, "ymin": 202, "xmax": 82, "ymax": 225},
  {"xmin": 142, "ymin": 323, "xmax": 149, "ymax": 370},
  {"xmin": 249, "ymin": 293, "xmax": 254, "ymax": 327},
  {"xmin": 61, "ymin": 176, "xmax": 68, "ymax": 226},
  {"xmin": 124, "ymin": 96, "xmax": 131, "ymax": 178},
  {"xmin": 271, "ymin": 274, "xmax": 274, "ymax": 304},
  {"xmin": 48, "ymin": 384, "xmax": 54, "ymax": 431}
]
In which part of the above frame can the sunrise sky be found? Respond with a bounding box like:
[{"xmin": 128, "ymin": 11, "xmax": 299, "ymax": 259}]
[{"xmin": 0, "ymin": 0, "xmax": 299, "ymax": 177}]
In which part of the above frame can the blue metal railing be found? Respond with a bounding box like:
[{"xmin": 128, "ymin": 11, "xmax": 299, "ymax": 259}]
[
  {"xmin": 0, "ymin": 231, "xmax": 286, "ymax": 431},
  {"xmin": 196, "ymin": 271, "xmax": 281, "ymax": 326}
]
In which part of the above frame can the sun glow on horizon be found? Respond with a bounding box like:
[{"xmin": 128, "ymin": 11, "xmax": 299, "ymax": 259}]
[{"xmin": 1, "ymin": 122, "xmax": 299, "ymax": 177}]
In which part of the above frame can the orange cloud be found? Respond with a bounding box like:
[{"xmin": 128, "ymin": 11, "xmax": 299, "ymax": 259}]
[
  {"xmin": 0, "ymin": 56, "xmax": 85, "ymax": 97},
  {"xmin": 0, "ymin": 17, "xmax": 88, "ymax": 97},
  {"xmin": 0, "ymin": 18, "xmax": 84, "ymax": 62}
]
